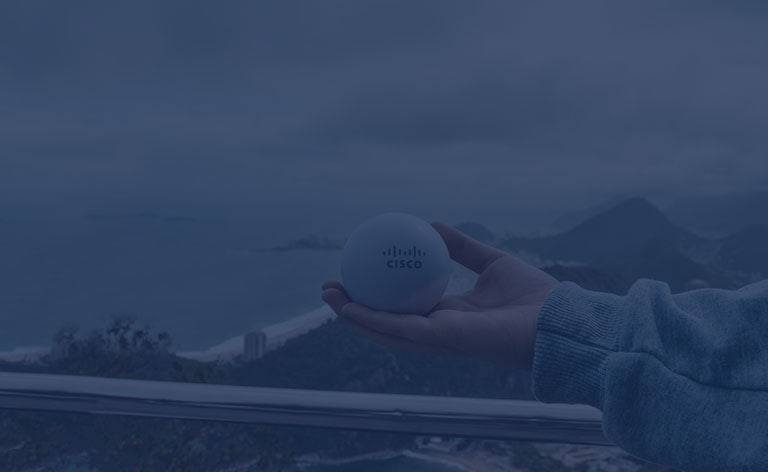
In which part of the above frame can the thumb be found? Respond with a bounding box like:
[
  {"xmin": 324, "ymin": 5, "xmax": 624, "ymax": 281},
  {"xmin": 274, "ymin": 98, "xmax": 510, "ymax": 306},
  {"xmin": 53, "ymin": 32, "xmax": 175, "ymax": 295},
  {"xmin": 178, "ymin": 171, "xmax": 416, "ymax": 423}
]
[{"xmin": 431, "ymin": 221, "xmax": 508, "ymax": 274}]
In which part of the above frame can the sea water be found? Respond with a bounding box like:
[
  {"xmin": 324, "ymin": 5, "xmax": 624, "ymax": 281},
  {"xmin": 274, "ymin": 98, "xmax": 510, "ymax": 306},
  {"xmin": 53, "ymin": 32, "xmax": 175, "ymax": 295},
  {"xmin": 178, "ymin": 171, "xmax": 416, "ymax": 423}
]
[{"xmin": 0, "ymin": 211, "xmax": 342, "ymax": 352}]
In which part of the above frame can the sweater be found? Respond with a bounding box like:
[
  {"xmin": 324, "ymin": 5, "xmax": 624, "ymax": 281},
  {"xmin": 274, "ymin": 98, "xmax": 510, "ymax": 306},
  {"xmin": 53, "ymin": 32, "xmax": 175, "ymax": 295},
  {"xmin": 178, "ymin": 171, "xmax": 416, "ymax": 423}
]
[{"xmin": 532, "ymin": 279, "xmax": 768, "ymax": 471}]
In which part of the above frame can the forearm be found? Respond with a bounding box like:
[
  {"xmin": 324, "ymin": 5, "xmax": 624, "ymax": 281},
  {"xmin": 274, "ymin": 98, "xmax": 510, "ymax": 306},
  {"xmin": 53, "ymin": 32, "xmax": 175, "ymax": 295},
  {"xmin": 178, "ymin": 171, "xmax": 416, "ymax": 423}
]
[{"xmin": 531, "ymin": 279, "xmax": 768, "ymax": 471}]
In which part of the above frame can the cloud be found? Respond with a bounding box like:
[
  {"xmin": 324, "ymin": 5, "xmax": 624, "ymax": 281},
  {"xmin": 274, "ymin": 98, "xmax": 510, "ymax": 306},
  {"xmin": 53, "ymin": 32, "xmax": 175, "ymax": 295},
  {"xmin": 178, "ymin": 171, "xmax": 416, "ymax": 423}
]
[{"xmin": 0, "ymin": 0, "xmax": 767, "ymax": 222}]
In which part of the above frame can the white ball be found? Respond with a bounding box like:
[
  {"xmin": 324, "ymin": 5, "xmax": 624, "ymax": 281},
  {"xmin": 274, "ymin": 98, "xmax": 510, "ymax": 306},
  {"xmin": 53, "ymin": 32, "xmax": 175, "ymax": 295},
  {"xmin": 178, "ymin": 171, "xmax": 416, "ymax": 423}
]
[{"xmin": 341, "ymin": 213, "xmax": 453, "ymax": 315}]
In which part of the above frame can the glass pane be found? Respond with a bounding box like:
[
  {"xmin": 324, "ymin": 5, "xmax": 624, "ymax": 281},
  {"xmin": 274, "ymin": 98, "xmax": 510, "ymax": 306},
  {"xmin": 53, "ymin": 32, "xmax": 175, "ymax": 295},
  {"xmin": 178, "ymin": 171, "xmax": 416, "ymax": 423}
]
[{"xmin": 1, "ymin": 2, "xmax": 764, "ymax": 471}]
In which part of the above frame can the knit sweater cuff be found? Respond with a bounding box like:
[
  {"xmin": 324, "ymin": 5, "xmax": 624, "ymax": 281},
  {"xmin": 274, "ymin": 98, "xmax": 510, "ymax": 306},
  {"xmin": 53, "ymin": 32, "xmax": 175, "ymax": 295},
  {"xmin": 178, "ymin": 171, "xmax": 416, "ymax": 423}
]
[{"xmin": 531, "ymin": 281, "xmax": 625, "ymax": 410}]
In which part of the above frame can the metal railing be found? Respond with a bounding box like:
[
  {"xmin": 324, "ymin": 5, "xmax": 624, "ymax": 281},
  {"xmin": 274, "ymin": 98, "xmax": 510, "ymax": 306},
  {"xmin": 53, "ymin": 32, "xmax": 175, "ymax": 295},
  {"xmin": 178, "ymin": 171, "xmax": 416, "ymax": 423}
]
[{"xmin": 0, "ymin": 372, "xmax": 608, "ymax": 445}]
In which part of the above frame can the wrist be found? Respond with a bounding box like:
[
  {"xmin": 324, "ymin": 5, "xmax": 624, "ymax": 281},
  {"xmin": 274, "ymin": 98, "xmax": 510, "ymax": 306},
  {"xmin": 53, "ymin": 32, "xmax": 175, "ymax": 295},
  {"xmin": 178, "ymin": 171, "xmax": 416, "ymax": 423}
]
[
  {"xmin": 520, "ymin": 282, "xmax": 558, "ymax": 371},
  {"xmin": 531, "ymin": 282, "xmax": 625, "ymax": 409}
]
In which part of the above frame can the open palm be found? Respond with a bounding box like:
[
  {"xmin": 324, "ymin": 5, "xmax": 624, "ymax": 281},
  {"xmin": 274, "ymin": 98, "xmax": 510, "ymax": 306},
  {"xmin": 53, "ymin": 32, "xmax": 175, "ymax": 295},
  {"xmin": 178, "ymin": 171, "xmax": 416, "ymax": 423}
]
[{"xmin": 321, "ymin": 222, "xmax": 557, "ymax": 370}]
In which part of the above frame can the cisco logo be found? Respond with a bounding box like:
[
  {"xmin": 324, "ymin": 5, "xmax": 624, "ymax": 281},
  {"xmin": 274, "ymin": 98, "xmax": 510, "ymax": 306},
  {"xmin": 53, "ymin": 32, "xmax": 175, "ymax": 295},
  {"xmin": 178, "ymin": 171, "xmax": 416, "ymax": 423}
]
[{"xmin": 382, "ymin": 245, "xmax": 425, "ymax": 269}]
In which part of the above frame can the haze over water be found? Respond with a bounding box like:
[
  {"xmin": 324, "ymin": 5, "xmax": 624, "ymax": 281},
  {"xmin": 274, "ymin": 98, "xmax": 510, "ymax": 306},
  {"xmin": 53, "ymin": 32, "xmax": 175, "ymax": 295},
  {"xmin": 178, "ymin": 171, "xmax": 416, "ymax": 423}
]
[{"xmin": 0, "ymin": 206, "xmax": 347, "ymax": 351}]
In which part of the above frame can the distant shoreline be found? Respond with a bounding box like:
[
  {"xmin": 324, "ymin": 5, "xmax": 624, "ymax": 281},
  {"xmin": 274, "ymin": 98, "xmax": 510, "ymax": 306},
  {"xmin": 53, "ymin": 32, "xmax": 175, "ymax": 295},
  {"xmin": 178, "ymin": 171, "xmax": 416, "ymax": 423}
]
[
  {"xmin": 0, "ymin": 304, "xmax": 334, "ymax": 366},
  {"xmin": 258, "ymin": 235, "xmax": 344, "ymax": 253},
  {"xmin": 0, "ymin": 345, "xmax": 50, "ymax": 364},
  {"xmin": 0, "ymin": 334, "xmax": 248, "ymax": 366},
  {"xmin": 0, "ymin": 266, "xmax": 476, "ymax": 366}
]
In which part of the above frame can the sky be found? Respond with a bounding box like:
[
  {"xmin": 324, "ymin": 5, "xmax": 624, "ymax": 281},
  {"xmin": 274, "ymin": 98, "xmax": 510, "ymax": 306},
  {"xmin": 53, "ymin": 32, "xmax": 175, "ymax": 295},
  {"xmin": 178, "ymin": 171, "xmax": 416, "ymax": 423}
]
[{"xmin": 1, "ymin": 1, "xmax": 768, "ymax": 233}]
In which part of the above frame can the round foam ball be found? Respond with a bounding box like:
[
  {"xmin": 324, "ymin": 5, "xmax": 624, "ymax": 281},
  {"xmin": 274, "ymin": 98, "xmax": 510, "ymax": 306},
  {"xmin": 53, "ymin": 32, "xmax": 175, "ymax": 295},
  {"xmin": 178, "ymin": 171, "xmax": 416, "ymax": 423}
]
[{"xmin": 341, "ymin": 213, "xmax": 452, "ymax": 314}]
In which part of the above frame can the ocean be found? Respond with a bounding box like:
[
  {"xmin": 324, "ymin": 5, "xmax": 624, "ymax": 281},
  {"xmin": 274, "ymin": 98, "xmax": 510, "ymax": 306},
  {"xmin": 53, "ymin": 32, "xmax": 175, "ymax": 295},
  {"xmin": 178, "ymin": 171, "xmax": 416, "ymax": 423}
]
[{"xmin": 0, "ymin": 211, "xmax": 343, "ymax": 352}]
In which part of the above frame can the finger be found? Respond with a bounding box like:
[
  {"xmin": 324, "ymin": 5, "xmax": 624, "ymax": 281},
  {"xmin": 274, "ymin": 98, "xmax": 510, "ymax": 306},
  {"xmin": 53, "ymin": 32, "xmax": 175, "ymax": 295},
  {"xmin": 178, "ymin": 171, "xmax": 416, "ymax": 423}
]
[
  {"xmin": 340, "ymin": 315, "xmax": 466, "ymax": 358},
  {"xmin": 431, "ymin": 221, "xmax": 508, "ymax": 274},
  {"xmin": 322, "ymin": 280, "xmax": 344, "ymax": 291},
  {"xmin": 430, "ymin": 294, "xmax": 473, "ymax": 311},
  {"xmin": 323, "ymin": 288, "xmax": 437, "ymax": 344},
  {"xmin": 322, "ymin": 287, "xmax": 352, "ymax": 315},
  {"xmin": 341, "ymin": 316, "xmax": 433, "ymax": 353},
  {"xmin": 322, "ymin": 288, "xmax": 456, "ymax": 354}
]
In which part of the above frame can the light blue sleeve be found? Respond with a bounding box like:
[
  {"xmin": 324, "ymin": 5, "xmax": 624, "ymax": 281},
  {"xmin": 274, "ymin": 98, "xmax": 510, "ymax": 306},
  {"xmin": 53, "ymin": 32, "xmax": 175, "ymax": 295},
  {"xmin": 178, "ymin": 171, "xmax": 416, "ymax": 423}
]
[{"xmin": 531, "ymin": 279, "xmax": 768, "ymax": 471}]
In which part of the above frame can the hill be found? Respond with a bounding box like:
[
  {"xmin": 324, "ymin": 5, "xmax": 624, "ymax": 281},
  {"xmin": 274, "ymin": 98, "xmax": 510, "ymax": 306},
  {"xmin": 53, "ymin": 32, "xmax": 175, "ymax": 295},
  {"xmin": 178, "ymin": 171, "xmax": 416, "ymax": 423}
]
[
  {"xmin": 548, "ymin": 195, "xmax": 633, "ymax": 232},
  {"xmin": 500, "ymin": 197, "xmax": 701, "ymax": 263},
  {"xmin": 665, "ymin": 191, "xmax": 768, "ymax": 236},
  {"xmin": 716, "ymin": 225, "xmax": 768, "ymax": 275},
  {"xmin": 495, "ymin": 197, "xmax": 738, "ymax": 292},
  {"xmin": 596, "ymin": 239, "xmax": 728, "ymax": 292}
]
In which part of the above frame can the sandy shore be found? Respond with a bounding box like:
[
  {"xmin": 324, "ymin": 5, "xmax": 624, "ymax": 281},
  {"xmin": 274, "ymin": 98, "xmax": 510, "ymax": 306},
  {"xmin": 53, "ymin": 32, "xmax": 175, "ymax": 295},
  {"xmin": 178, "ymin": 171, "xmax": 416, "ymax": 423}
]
[{"xmin": 0, "ymin": 345, "xmax": 50, "ymax": 364}]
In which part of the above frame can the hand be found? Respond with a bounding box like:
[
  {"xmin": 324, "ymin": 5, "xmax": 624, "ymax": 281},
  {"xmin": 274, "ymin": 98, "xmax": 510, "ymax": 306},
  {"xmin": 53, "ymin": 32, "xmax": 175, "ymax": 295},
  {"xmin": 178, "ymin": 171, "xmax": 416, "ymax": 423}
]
[{"xmin": 321, "ymin": 222, "xmax": 558, "ymax": 370}]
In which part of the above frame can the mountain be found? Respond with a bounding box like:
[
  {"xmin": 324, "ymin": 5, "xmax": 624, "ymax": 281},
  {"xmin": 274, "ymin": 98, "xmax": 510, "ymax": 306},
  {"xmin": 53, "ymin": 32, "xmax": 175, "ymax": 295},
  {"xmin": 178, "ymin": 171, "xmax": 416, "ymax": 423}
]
[
  {"xmin": 549, "ymin": 194, "xmax": 634, "ymax": 233},
  {"xmin": 715, "ymin": 225, "xmax": 768, "ymax": 276},
  {"xmin": 500, "ymin": 197, "xmax": 702, "ymax": 263},
  {"xmin": 596, "ymin": 238, "xmax": 729, "ymax": 292},
  {"xmin": 542, "ymin": 265, "xmax": 631, "ymax": 294},
  {"xmin": 665, "ymin": 191, "xmax": 768, "ymax": 236}
]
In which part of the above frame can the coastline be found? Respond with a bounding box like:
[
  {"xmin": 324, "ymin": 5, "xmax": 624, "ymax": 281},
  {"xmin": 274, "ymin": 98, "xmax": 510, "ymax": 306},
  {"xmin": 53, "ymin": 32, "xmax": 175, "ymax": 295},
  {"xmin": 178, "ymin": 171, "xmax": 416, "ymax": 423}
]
[
  {"xmin": 0, "ymin": 264, "xmax": 478, "ymax": 366},
  {"xmin": 0, "ymin": 334, "xmax": 250, "ymax": 365},
  {"xmin": 0, "ymin": 345, "xmax": 50, "ymax": 364},
  {"xmin": 0, "ymin": 304, "xmax": 336, "ymax": 366}
]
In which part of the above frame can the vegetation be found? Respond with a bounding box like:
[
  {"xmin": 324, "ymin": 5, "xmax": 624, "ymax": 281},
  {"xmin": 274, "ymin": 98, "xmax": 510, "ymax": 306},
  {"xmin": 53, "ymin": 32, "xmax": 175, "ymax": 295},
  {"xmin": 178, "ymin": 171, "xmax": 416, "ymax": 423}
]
[
  {"xmin": 0, "ymin": 302, "xmax": 658, "ymax": 471},
  {"xmin": 1, "ymin": 317, "xmax": 293, "ymax": 472}
]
